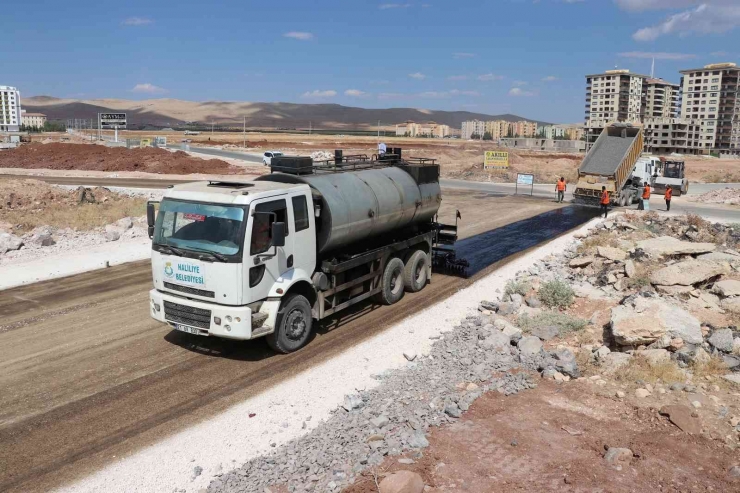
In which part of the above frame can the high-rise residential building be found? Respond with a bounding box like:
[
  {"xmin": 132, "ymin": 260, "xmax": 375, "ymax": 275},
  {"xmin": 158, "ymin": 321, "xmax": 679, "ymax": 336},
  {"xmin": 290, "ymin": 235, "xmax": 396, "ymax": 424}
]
[
  {"xmin": 565, "ymin": 126, "xmax": 584, "ymax": 141},
  {"xmin": 461, "ymin": 120, "xmax": 485, "ymax": 139},
  {"xmin": 643, "ymin": 78, "xmax": 680, "ymax": 118},
  {"xmin": 643, "ymin": 117, "xmax": 703, "ymax": 155},
  {"xmin": 585, "ymin": 69, "xmax": 647, "ymax": 126},
  {"xmin": 679, "ymin": 62, "xmax": 740, "ymax": 156},
  {"xmin": 0, "ymin": 86, "xmax": 22, "ymax": 132},
  {"xmin": 485, "ymin": 120, "xmax": 511, "ymax": 140},
  {"xmin": 511, "ymin": 121, "xmax": 537, "ymax": 137}
]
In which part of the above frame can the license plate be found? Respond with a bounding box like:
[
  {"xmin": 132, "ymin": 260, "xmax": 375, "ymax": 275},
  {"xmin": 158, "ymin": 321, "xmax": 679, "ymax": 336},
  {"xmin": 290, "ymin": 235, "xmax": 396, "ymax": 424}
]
[{"xmin": 175, "ymin": 324, "xmax": 205, "ymax": 335}]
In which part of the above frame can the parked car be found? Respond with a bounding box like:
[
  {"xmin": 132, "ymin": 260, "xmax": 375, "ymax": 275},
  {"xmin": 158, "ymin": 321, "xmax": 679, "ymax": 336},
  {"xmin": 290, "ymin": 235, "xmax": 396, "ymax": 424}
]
[{"xmin": 262, "ymin": 151, "xmax": 284, "ymax": 166}]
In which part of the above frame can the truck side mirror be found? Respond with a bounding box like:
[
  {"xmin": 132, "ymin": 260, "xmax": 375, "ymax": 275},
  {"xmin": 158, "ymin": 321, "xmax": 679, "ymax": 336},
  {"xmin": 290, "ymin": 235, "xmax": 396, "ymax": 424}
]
[
  {"xmin": 271, "ymin": 222, "xmax": 286, "ymax": 247},
  {"xmin": 146, "ymin": 201, "xmax": 159, "ymax": 238}
]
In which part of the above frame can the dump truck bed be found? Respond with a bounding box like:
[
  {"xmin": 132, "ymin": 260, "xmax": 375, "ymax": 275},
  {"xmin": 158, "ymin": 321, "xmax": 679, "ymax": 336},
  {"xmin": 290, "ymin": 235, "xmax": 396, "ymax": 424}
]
[
  {"xmin": 574, "ymin": 125, "xmax": 644, "ymax": 206},
  {"xmin": 580, "ymin": 133, "xmax": 639, "ymax": 176}
]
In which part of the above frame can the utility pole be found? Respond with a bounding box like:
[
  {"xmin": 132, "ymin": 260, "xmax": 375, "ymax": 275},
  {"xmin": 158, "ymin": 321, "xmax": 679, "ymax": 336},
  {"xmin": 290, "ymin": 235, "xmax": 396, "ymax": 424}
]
[
  {"xmin": 309, "ymin": 121, "xmax": 312, "ymax": 135},
  {"xmin": 243, "ymin": 116, "xmax": 246, "ymax": 148},
  {"xmin": 377, "ymin": 120, "xmax": 380, "ymax": 143}
]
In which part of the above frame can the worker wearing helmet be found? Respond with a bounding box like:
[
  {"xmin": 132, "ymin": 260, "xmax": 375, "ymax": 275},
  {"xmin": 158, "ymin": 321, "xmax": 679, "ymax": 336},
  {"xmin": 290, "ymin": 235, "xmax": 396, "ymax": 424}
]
[{"xmin": 600, "ymin": 186, "xmax": 609, "ymax": 218}]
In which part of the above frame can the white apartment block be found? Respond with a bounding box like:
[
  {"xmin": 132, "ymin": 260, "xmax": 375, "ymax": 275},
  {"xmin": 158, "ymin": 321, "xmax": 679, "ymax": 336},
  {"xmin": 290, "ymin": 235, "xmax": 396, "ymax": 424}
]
[
  {"xmin": 537, "ymin": 125, "xmax": 566, "ymax": 139},
  {"xmin": 461, "ymin": 120, "xmax": 485, "ymax": 139},
  {"xmin": 395, "ymin": 121, "xmax": 450, "ymax": 138},
  {"xmin": 679, "ymin": 62, "xmax": 740, "ymax": 156},
  {"xmin": 0, "ymin": 86, "xmax": 22, "ymax": 132},
  {"xmin": 585, "ymin": 69, "xmax": 646, "ymax": 126}
]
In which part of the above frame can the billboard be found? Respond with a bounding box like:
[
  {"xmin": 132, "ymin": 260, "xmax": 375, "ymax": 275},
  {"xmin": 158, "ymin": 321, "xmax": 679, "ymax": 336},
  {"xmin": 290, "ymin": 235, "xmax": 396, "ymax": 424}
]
[
  {"xmin": 484, "ymin": 151, "xmax": 509, "ymax": 169},
  {"xmin": 99, "ymin": 113, "xmax": 127, "ymax": 129}
]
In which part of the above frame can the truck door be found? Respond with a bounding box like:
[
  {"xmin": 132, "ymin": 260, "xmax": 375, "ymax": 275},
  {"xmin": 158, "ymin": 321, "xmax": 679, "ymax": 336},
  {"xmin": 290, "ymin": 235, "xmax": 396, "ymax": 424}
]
[{"xmin": 247, "ymin": 198, "xmax": 293, "ymax": 301}]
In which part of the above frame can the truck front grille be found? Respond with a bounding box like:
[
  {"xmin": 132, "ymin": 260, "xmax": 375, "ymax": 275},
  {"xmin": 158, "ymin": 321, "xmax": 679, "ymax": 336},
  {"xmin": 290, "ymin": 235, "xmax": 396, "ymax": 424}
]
[
  {"xmin": 163, "ymin": 300, "xmax": 211, "ymax": 329},
  {"xmin": 164, "ymin": 282, "xmax": 215, "ymax": 299}
]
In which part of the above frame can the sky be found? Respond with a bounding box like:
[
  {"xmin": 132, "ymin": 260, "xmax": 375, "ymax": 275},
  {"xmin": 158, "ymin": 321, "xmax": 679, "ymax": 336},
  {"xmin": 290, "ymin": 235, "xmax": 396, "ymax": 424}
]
[{"xmin": 3, "ymin": 0, "xmax": 740, "ymax": 123}]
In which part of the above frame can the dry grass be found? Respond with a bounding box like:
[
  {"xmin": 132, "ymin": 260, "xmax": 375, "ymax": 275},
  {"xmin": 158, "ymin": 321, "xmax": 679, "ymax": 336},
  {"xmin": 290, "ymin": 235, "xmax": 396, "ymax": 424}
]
[
  {"xmin": 575, "ymin": 349, "xmax": 599, "ymax": 377},
  {"xmin": 576, "ymin": 231, "xmax": 619, "ymax": 254},
  {"xmin": 612, "ymin": 355, "xmax": 686, "ymax": 385},
  {"xmin": 517, "ymin": 311, "xmax": 588, "ymax": 335},
  {"xmin": 685, "ymin": 213, "xmax": 709, "ymax": 230},
  {"xmin": 625, "ymin": 261, "xmax": 660, "ymax": 290},
  {"xmin": 1, "ymin": 199, "xmax": 146, "ymax": 233},
  {"xmin": 505, "ymin": 279, "xmax": 532, "ymax": 297},
  {"xmin": 691, "ymin": 356, "xmax": 730, "ymax": 379}
]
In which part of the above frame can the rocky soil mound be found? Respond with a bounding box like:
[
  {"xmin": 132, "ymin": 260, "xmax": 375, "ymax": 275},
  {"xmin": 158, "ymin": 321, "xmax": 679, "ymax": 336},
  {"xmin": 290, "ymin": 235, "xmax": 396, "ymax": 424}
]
[
  {"xmin": 0, "ymin": 143, "xmax": 241, "ymax": 175},
  {"xmin": 1, "ymin": 178, "xmax": 121, "ymax": 212},
  {"xmin": 0, "ymin": 179, "xmax": 158, "ymax": 260},
  {"xmin": 689, "ymin": 187, "xmax": 740, "ymax": 205}
]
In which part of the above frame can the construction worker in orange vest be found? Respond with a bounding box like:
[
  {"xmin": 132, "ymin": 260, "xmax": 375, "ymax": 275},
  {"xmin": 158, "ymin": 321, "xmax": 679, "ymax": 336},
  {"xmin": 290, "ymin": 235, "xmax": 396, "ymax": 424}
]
[
  {"xmin": 555, "ymin": 177, "xmax": 566, "ymax": 203},
  {"xmin": 664, "ymin": 185, "xmax": 673, "ymax": 211},
  {"xmin": 600, "ymin": 186, "xmax": 609, "ymax": 218},
  {"xmin": 638, "ymin": 181, "xmax": 651, "ymax": 211}
]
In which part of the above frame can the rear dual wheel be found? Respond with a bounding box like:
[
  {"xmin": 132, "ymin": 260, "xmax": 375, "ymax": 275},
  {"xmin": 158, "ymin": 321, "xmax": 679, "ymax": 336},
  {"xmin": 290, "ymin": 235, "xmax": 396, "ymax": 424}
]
[
  {"xmin": 378, "ymin": 257, "xmax": 405, "ymax": 305},
  {"xmin": 403, "ymin": 250, "xmax": 428, "ymax": 293}
]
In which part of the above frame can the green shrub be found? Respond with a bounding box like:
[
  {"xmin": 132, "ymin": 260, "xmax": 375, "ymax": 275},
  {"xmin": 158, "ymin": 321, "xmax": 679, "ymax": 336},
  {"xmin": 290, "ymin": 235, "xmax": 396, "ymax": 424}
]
[
  {"xmin": 538, "ymin": 279, "xmax": 574, "ymax": 309},
  {"xmin": 505, "ymin": 279, "xmax": 531, "ymax": 297},
  {"xmin": 518, "ymin": 311, "xmax": 588, "ymax": 336}
]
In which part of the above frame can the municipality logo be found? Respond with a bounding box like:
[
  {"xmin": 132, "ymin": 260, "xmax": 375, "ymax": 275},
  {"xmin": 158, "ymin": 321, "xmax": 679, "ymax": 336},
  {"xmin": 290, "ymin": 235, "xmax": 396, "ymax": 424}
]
[{"xmin": 164, "ymin": 262, "xmax": 174, "ymax": 278}]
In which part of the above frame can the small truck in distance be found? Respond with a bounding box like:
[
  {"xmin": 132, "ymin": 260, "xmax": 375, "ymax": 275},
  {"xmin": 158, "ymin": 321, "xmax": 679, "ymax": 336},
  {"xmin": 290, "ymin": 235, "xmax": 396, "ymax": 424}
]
[{"xmin": 147, "ymin": 150, "xmax": 460, "ymax": 353}]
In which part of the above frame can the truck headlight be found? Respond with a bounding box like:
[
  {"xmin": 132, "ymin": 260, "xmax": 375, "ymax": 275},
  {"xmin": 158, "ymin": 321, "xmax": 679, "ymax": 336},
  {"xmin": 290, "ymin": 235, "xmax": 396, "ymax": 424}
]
[
  {"xmin": 154, "ymin": 303, "xmax": 161, "ymax": 312},
  {"xmin": 214, "ymin": 316, "xmax": 221, "ymax": 325},
  {"xmin": 226, "ymin": 315, "xmax": 233, "ymax": 322},
  {"xmin": 225, "ymin": 325, "xmax": 231, "ymax": 332}
]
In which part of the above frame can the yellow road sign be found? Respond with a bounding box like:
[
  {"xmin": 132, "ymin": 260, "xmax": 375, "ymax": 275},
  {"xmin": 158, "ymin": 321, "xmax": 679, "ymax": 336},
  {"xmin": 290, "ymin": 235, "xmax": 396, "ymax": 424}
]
[{"xmin": 484, "ymin": 151, "xmax": 509, "ymax": 169}]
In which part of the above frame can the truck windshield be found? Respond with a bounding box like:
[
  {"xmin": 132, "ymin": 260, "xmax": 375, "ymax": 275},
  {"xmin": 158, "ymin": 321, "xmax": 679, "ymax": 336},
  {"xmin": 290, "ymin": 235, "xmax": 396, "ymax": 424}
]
[{"xmin": 154, "ymin": 199, "xmax": 246, "ymax": 257}]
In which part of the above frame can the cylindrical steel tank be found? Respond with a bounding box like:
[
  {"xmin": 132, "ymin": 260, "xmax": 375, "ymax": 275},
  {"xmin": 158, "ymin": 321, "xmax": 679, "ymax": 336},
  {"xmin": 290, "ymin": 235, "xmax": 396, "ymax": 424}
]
[{"xmin": 257, "ymin": 166, "xmax": 441, "ymax": 254}]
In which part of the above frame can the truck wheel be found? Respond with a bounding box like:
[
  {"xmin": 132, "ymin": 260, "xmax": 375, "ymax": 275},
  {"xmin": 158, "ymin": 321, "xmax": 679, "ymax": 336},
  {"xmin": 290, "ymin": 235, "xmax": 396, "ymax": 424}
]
[
  {"xmin": 378, "ymin": 257, "xmax": 405, "ymax": 305},
  {"xmin": 403, "ymin": 250, "xmax": 428, "ymax": 293},
  {"xmin": 266, "ymin": 294, "xmax": 313, "ymax": 353}
]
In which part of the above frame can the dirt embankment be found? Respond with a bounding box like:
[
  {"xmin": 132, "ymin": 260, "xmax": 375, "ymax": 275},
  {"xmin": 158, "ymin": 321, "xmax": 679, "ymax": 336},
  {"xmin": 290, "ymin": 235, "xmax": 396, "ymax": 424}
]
[
  {"xmin": 0, "ymin": 143, "xmax": 242, "ymax": 175},
  {"xmin": 0, "ymin": 179, "xmax": 145, "ymax": 233}
]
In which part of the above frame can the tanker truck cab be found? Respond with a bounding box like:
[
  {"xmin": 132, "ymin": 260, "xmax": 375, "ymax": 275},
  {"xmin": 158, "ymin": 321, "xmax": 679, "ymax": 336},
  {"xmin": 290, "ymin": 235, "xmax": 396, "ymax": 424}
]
[
  {"xmin": 148, "ymin": 180, "xmax": 318, "ymax": 352},
  {"xmin": 148, "ymin": 152, "xmax": 459, "ymax": 353}
]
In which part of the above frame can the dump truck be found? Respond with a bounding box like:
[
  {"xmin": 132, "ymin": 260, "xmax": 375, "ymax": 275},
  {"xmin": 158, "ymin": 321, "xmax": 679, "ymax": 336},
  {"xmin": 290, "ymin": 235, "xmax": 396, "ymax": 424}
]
[
  {"xmin": 574, "ymin": 124, "xmax": 647, "ymax": 207},
  {"xmin": 146, "ymin": 150, "xmax": 462, "ymax": 353},
  {"xmin": 652, "ymin": 157, "xmax": 689, "ymax": 196}
]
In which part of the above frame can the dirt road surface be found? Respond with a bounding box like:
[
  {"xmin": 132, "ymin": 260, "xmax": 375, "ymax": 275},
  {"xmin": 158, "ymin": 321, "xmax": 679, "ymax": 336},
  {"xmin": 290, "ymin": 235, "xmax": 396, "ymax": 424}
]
[{"xmin": 0, "ymin": 191, "xmax": 595, "ymax": 492}]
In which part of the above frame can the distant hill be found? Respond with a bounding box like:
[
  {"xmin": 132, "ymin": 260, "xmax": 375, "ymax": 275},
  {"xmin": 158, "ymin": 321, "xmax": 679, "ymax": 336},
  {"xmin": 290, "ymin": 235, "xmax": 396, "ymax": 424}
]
[{"xmin": 22, "ymin": 96, "xmax": 550, "ymax": 130}]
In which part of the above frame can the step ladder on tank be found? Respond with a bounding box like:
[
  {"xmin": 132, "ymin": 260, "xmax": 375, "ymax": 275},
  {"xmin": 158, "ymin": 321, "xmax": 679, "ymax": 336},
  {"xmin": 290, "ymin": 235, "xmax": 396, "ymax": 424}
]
[{"xmin": 432, "ymin": 210, "xmax": 469, "ymax": 275}]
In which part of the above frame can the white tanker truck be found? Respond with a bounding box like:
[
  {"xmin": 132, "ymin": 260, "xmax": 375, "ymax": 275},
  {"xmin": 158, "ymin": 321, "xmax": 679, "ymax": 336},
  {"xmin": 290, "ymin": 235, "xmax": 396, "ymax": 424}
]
[{"xmin": 146, "ymin": 150, "xmax": 462, "ymax": 353}]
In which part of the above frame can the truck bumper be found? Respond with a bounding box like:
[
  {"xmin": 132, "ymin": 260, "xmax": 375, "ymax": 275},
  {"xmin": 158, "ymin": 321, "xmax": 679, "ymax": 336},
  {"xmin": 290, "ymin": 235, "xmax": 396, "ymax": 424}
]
[{"xmin": 149, "ymin": 289, "xmax": 258, "ymax": 340}]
